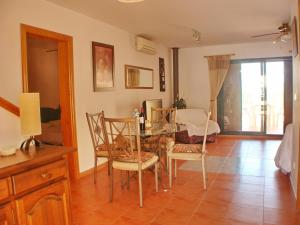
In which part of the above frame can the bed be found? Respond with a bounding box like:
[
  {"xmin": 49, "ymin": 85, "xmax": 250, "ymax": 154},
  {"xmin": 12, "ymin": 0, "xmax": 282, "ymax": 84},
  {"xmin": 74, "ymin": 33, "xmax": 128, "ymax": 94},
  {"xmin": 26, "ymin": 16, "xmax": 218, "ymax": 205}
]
[
  {"xmin": 175, "ymin": 108, "xmax": 220, "ymax": 143},
  {"xmin": 274, "ymin": 123, "xmax": 293, "ymax": 174},
  {"xmin": 37, "ymin": 107, "xmax": 63, "ymax": 146}
]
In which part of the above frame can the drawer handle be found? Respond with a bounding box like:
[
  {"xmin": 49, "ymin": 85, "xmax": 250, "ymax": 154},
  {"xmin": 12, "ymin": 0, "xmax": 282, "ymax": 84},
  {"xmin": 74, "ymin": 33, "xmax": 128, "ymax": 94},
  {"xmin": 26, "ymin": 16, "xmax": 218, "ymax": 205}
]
[{"xmin": 40, "ymin": 172, "xmax": 51, "ymax": 179}]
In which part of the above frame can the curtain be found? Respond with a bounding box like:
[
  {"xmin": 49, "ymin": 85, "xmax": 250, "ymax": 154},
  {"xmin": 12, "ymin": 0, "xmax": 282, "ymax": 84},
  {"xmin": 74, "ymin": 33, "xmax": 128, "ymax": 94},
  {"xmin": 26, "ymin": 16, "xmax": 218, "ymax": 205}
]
[
  {"xmin": 283, "ymin": 59, "xmax": 293, "ymax": 130},
  {"xmin": 217, "ymin": 63, "xmax": 242, "ymax": 131},
  {"xmin": 207, "ymin": 55, "xmax": 231, "ymax": 121}
]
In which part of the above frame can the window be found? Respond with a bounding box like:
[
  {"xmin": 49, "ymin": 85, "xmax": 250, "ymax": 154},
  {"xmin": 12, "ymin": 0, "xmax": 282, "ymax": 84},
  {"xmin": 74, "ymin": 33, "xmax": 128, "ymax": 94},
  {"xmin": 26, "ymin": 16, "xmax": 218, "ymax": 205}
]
[{"xmin": 217, "ymin": 57, "xmax": 292, "ymax": 135}]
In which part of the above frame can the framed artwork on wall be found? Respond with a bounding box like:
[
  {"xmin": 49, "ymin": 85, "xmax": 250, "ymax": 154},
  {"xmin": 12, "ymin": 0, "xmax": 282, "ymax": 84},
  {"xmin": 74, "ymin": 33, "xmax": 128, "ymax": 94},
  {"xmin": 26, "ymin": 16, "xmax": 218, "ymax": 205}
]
[
  {"xmin": 159, "ymin": 57, "xmax": 165, "ymax": 92},
  {"xmin": 92, "ymin": 41, "xmax": 114, "ymax": 91},
  {"xmin": 292, "ymin": 16, "xmax": 298, "ymax": 57}
]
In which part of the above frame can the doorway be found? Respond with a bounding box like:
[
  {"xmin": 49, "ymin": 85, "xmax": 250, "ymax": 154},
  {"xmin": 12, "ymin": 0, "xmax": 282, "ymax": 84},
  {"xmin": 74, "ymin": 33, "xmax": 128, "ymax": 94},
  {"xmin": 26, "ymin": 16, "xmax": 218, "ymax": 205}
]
[
  {"xmin": 217, "ymin": 57, "xmax": 292, "ymax": 136},
  {"xmin": 21, "ymin": 24, "xmax": 79, "ymax": 179},
  {"xmin": 241, "ymin": 61, "xmax": 284, "ymax": 134},
  {"xmin": 27, "ymin": 37, "xmax": 63, "ymax": 146}
]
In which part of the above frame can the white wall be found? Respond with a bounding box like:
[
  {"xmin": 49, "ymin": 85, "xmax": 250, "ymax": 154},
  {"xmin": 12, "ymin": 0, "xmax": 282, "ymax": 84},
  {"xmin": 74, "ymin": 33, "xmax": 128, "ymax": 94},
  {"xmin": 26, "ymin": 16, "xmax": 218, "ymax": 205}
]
[
  {"xmin": 290, "ymin": 0, "xmax": 299, "ymax": 198},
  {"xmin": 0, "ymin": 0, "xmax": 172, "ymax": 172},
  {"xmin": 0, "ymin": 109, "xmax": 22, "ymax": 148}
]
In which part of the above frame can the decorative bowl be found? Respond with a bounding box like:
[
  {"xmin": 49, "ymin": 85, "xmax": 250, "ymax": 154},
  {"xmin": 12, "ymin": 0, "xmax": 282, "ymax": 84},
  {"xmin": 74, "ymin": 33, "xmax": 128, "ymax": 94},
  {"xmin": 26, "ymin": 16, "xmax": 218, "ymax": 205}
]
[{"xmin": 0, "ymin": 146, "xmax": 17, "ymax": 156}]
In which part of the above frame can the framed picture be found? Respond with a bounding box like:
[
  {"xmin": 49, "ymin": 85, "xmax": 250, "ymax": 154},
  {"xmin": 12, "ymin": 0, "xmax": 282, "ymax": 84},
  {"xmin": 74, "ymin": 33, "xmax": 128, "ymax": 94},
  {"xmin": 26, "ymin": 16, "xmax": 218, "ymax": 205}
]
[
  {"xmin": 159, "ymin": 57, "xmax": 165, "ymax": 92},
  {"xmin": 292, "ymin": 16, "xmax": 298, "ymax": 57},
  {"xmin": 92, "ymin": 41, "xmax": 114, "ymax": 90}
]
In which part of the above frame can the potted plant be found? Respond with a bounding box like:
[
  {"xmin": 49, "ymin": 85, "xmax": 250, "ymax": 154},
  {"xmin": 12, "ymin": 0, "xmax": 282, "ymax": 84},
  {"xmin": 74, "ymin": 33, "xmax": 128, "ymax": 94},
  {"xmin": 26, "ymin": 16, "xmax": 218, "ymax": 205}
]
[{"xmin": 173, "ymin": 96, "xmax": 186, "ymax": 109}]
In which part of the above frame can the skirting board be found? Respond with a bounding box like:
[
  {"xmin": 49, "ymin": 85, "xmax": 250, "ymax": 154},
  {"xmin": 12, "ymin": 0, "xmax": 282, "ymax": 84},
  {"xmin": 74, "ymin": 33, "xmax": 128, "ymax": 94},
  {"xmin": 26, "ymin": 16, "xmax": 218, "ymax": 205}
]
[
  {"xmin": 218, "ymin": 134, "xmax": 283, "ymax": 140},
  {"xmin": 80, "ymin": 161, "xmax": 108, "ymax": 178}
]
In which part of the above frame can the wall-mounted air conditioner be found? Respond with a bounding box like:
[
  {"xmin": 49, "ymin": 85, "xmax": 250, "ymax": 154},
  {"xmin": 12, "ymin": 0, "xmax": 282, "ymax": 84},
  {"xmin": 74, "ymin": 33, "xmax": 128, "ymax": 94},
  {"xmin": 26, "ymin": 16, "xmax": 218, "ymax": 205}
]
[{"xmin": 136, "ymin": 36, "xmax": 156, "ymax": 55}]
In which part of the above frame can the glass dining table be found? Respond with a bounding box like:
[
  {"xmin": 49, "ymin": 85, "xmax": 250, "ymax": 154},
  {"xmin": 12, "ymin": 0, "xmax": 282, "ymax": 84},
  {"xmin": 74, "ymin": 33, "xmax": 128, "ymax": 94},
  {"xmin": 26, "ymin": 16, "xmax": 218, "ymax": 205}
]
[
  {"xmin": 140, "ymin": 123, "xmax": 176, "ymax": 183},
  {"xmin": 140, "ymin": 125, "xmax": 176, "ymax": 137}
]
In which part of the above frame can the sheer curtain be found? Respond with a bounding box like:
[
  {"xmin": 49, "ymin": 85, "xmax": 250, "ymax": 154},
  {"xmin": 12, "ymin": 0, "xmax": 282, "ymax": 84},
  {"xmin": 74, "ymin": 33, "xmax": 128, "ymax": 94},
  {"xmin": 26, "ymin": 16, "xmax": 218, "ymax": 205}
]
[{"xmin": 207, "ymin": 55, "xmax": 231, "ymax": 121}]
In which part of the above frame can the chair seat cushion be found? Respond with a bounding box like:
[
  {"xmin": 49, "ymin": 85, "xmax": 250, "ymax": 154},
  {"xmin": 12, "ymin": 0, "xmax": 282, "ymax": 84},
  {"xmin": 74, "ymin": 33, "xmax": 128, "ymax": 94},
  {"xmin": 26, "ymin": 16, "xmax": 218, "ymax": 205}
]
[
  {"xmin": 95, "ymin": 144, "xmax": 109, "ymax": 157},
  {"xmin": 113, "ymin": 154, "xmax": 158, "ymax": 171},
  {"xmin": 172, "ymin": 143, "xmax": 202, "ymax": 153},
  {"xmin": 113, "ymin": 151, "xmax": 155, "ymax": 163}
]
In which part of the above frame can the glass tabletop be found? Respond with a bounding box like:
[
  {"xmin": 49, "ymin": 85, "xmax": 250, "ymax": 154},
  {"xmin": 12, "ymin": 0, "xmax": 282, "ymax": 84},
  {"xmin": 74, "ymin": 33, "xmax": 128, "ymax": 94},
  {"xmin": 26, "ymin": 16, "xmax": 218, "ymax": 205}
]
[{"xmin": 140, "ymin": 123, "xmax": 176, "ymax": 137}]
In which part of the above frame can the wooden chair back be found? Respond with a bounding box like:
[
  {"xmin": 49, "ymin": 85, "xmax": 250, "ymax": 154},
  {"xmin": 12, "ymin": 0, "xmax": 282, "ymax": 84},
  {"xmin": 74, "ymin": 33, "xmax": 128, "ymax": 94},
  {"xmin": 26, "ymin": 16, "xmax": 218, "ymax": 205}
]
[
  {"xmin": 103, "ymin": 116, "xmax": 142, "ymax": 163},
  {"xmin": 151, "ymin": 107, "xmax": 176, "ymax": 129},
  {"xmin": 86, "ymin": 111, "xmax": 106, "ymax": 153},
  {"xmin": 201, "ymin": 111, "xmax": 211, "ymax": 154}
]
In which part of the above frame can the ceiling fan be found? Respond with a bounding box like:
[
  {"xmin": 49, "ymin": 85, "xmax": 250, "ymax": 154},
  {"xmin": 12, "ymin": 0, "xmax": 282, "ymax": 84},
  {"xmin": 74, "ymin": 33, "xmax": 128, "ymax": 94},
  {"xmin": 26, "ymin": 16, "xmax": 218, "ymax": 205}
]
[{"xmin": 251, "ymin": 23, "xmax": 291, "ymax": 43}]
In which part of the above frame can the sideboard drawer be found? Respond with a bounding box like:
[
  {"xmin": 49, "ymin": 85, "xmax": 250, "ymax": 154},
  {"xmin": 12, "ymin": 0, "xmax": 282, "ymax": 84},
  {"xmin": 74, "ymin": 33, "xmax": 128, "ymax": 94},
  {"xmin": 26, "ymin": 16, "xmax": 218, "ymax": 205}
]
[
  {"xmin": 0, "ymin": 178, "xmax": 10, "ymax": 202},
  {"xmin": 12, "ymin": 160, "xmax": 67, "ymax": 194}
]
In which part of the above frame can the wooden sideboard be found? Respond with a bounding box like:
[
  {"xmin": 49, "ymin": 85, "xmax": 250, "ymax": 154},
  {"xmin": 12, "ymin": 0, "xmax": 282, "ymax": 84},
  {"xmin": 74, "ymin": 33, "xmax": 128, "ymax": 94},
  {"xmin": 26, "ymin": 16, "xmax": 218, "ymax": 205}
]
[{"xmin": 0, "ymin": 145, "xmax": 74, "ymax": 225}]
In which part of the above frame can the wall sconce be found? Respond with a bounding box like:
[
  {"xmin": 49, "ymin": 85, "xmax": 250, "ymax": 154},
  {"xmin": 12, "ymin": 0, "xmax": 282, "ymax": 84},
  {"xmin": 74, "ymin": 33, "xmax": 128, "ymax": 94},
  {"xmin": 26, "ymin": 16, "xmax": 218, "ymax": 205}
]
[{"xmin": 20, "ymin": 93, "xmax": 42, "ymax": 150}]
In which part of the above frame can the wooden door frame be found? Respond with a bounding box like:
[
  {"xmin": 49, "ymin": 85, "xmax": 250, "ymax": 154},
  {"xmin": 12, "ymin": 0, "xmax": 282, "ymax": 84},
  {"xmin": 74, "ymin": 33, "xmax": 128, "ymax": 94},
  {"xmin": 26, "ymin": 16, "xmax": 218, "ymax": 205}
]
[
  {"xmin": 20, "ymin": 24, "xmax": 79, "ymax": 179},
  {"xmin": 293, "ymin": 0, "xmax": 300, "ymax": 209}
]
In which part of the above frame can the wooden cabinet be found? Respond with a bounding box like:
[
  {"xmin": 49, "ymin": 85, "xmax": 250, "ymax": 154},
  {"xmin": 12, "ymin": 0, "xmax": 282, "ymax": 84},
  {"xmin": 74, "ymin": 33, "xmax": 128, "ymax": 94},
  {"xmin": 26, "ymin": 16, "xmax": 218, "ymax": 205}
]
[
  {"xmin": 15, "ymin": 180, "xmax": 70, "ymax": 225},
  {"xmin": 12, "ymin": 159, "xmax": 66, "ymax": 195},
  {"xmin": 0, "ymin": 204, "xmax": 14, "ymax": 225},
  {"xmin": 0, "ymin": 146, "xmax": 73, "ymax": 225},
  {"xmin": 0, "ymin": 179, "xmax": 10, "ymax": 203}
]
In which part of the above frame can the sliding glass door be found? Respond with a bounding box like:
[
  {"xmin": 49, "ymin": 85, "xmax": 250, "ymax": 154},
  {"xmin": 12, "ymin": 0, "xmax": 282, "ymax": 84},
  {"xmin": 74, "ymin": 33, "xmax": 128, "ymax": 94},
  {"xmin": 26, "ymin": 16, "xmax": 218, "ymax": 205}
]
[
  {"xmin": 217, "ymin": 57, "xmax": 292, "ymax": 135},
  {"xmin": 265, "ymin": 61, "xmax": 284, "ymax": 134},
  {"xmin": 241, "ymin": 62, "xmax": 262, "ymax": 133}
]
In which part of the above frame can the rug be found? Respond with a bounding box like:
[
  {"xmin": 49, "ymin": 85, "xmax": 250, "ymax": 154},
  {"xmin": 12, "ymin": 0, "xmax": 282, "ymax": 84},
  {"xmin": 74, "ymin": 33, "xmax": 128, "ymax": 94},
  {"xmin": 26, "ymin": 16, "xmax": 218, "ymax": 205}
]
[{"xmin": 179, "ymin": 156, "xmax": 244, "ymax": 174}]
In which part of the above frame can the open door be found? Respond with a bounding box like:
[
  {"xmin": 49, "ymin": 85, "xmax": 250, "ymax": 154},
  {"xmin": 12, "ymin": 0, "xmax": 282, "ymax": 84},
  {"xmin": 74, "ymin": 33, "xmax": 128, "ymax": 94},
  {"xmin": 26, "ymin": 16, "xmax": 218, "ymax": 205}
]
[{"xmin": 21, "ymin": 24, "xmax": 79, "ymax": 179}]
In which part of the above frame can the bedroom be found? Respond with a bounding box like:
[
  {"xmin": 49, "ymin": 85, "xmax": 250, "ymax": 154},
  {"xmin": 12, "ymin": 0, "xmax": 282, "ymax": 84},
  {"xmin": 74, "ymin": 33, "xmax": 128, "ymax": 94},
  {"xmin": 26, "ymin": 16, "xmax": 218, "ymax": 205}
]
[{"xmin": 0, "ymin": 0, "xmax": 299, "ymax": 224}]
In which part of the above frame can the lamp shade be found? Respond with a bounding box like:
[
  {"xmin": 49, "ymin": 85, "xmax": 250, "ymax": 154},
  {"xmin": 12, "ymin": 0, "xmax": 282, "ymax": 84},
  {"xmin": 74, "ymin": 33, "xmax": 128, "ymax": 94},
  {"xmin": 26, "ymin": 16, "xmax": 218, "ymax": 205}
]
[{"xmin": 20, "ymin": 93, "xmax": 41, "ymax": 136}]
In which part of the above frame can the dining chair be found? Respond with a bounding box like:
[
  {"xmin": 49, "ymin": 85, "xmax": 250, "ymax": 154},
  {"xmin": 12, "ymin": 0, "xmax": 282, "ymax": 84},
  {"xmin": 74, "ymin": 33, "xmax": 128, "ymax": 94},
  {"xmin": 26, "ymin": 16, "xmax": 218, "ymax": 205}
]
[
  {"xmin": 151, "ymin": 107, "xmax": 177, "ymax": 130},
  {"xmin": 86, "ymin": 111, "xmax": 110, "ymax": 184},
  {"xmin": 139, "ymin": 107, "xmax": 175, "ymax": 154},
  {"xmin": 150, "ymin": 107, "xmax": 176, "ymax": 168},
  {"xmin": 103, "ymin": 116, "xmax": 159, "ymax": 207},
  {"xmin": 167, "ymin": 111, "xmax": 211, "ymax": 189}
]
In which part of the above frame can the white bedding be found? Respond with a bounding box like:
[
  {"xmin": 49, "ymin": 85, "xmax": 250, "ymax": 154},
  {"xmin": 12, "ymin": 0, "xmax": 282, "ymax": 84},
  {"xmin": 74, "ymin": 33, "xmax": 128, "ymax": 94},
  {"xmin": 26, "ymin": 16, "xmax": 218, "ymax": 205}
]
[
  {"xmin": 38, "ymin": 120, "xmax": 63, "ymax": 146},
  {"xmin": 176, "ymin": 108, "xmax": 220, "ymax": 136},
  {"xmin": 274, "ymin": 123, "xmax": 293, "ymax": 174},
  {"xmin": 185, "ymin": 121, "xmax": 220, "ymax": 136}
]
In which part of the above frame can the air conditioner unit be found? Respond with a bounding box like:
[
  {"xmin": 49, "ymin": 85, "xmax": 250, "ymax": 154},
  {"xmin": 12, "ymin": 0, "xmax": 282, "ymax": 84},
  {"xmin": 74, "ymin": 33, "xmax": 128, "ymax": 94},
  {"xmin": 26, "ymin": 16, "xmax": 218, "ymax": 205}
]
[{"xmin": 136, "ymin": 36, "xmax": 156, "ymax": 55}]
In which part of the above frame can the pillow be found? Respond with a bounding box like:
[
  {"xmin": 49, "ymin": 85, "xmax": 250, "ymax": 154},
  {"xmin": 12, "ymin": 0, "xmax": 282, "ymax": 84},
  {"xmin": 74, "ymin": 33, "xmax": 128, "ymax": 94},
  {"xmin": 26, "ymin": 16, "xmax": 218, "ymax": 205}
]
[
  {"xmin": 40, "ymin": 106, "xmax": 61, "ymax": 123},
  {"xmin": 175, "ymin": 130, "xmax": 190, "ymax": 144},
  {"xmin": 176, "ymin": 130, "xmax": 217, "ymax": 144},
  {"xmin": 175, "ymin": 130, "xmax": 203, "ymax": 144},
  {"xmin": 176, "ymin": 108, "xmax": 208, "ymax": 126}
]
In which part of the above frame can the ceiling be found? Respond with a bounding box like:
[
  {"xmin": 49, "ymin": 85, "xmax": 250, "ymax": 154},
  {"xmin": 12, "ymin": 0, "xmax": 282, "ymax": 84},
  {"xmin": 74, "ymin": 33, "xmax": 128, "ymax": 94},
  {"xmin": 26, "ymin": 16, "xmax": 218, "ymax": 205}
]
[{"xmin": 47, "ymin": 0, "xmax": 293, "ymax": 47}]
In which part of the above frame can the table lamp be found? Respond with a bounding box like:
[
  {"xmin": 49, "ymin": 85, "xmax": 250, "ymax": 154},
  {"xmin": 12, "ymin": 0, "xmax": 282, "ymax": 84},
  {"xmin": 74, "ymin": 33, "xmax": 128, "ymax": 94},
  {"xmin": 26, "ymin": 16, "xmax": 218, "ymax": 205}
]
[{"xmin": 20, "ymin": 93, "xmax": 42, "ymax": 150}]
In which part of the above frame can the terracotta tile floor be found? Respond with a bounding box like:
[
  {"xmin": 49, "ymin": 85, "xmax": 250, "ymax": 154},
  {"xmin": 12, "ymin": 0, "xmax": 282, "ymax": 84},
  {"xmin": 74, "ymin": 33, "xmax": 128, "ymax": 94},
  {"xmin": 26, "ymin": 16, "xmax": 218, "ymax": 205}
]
[{"xmin": 70, "ymin": 137, "xmax": 300, "ymax": 225}]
